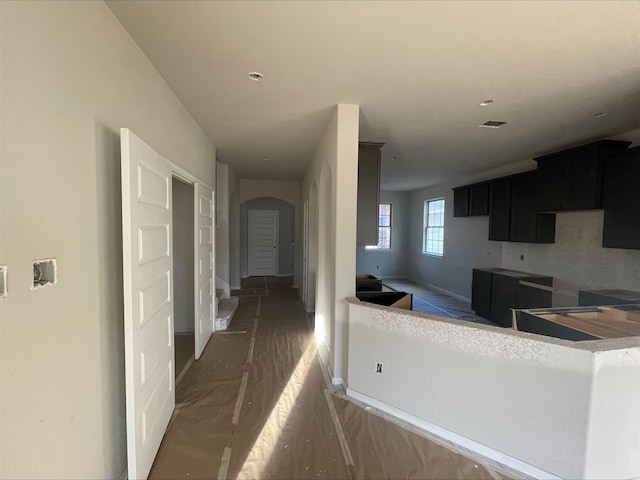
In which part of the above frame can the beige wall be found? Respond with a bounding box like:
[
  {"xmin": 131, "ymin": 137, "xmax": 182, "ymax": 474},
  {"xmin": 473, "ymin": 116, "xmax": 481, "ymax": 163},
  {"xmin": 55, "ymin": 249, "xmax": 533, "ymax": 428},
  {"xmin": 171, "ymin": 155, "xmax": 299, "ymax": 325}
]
[
  {"xmin": 356, "ymin": 191, "xmax": 410, "ymax": 277},
  {"xmin": 173, "ymin": 179, "xmax": 195, "ymax": 333},
  {"xmin": 215, "ymin": 162, "xmax": 231, "ymax": 295},
  {"xmin": 301, "ymin": 104, "xmax": 359, "ymax": 384},
  {"xmin": 239, "ymin": 179, "xmax": 301, "ymax": 288},
  {"xmin": 0, "ymin": 2, "xmax": 214, "ymax": 478},
  {"xmin": 347, "ymin": 300, "xmax": 640, "ymax": 479}
]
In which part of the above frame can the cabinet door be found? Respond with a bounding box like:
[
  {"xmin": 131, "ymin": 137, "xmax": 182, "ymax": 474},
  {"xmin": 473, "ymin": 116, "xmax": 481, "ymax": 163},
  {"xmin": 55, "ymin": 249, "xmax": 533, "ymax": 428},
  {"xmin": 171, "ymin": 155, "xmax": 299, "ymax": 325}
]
[
  {"xmin": 509, "ymin": 173, "xmax": 538, "ymax": 242},
  {"xmin": 516, "ymin": 283, "xmax": 552, "ymax": 309},
  {"xmin": 453, "ymin": 187, "xmax": 470, "ymax": 217},
  {"xmin": 603, "ymin": 148, "xmax": 640, "ymax": 249},
  {"xmin": 488, "ymin": 179, "xmax": 511, "ymax": 241},
  {"xmin": 536, "ymin": 158, "xmax": 563, "ymax": 212},
  {"xmin": 510, "ymin": 173, "xmax": 555, "ymax": 243},
  {"xmin": 562, "ymin": 148, "xmax": 602, "ymax": 210},
  {"xmin": 357, "ymin": 143, "xmax": 382, "ymax": 246},
  {"xmin": 469, "ymin": 183, "xmax": 490, "ymax": 215},
  {"xmin": 471, "ymin": 269, "xmax": 492, "ymax": 319},
  {"xmin": 490, "ymin": 279, "xmax": 517, "ymax": 327}
]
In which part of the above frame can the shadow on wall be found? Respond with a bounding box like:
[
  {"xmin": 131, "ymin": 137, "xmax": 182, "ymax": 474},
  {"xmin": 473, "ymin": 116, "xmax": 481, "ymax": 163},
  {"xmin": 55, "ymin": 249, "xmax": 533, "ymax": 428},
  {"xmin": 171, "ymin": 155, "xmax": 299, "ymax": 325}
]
[
  {"xmin": 240, "ymin": 197, "xmax": 295, "ymax": 278},
  {"xmin": 94, "ymin": 120, "xmax": 127, "ymax": 474}
]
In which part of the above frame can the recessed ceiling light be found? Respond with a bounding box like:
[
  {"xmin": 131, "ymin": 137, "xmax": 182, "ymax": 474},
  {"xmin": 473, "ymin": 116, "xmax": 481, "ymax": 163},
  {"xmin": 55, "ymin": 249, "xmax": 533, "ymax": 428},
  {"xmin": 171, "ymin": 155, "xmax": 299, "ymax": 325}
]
[
  {"xmin": 480, "ymin": 100, "xmax": 494, "ymax": 106},
  {"xmin": 248, "ymin": 72, "xmax": 264, "ymax": 81},
  {"xmin": 593, "ymin": 112, "xmax": 608, "ymax": 118},
  {"xmin": 479, "ymin": 121, "xmax": 507, "ymax": 128},
  {"xmin": 263, "ymin": 158, "xmax": 269, "ymax": 161},
  {"xmin": 389, "ymin": 156, "xmax": 397, "ymax": 161}
]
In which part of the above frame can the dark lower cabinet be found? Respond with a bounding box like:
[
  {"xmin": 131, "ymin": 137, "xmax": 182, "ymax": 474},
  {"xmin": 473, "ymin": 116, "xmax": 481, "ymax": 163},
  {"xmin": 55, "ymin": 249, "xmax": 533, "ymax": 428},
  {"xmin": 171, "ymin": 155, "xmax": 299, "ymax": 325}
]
[
  {"xmin": 471, "ymin": 269, "xmax": 492, "ymax": 319},
  {"xmin": 578, "ymin": 288, "xmax": 640, "ymax": 306},
  {"xmin": 472, "ymin": 268, "xmax": 553, "ymax": 327},
  {"xmin": 603, "ymin": 147, "xmax": 640, "ymax": 250},
  {"xmin": 490, "ymin": 275, "xmax": 519, "ymax": 326}
]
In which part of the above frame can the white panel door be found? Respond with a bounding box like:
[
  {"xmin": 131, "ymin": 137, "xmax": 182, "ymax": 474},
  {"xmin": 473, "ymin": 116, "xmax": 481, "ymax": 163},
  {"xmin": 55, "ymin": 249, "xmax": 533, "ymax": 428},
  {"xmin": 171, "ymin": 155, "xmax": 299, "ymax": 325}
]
[
  {"xmin": 248, "ymin": 210, "xmax": 279, "ymax": 276},
  {"xmin": 195, "ymin": 183, "xmax": 215, "ymax": 358},
  {"xmin": 121, "ymin": 129, "xmax": 175, "ymax": 480}
]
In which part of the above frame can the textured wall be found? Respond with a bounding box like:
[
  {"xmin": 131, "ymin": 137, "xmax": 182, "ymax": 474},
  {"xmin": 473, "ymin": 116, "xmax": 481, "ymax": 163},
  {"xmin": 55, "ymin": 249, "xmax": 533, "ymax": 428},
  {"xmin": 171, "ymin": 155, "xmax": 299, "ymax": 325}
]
[
  {"xmin": 502, "ymin": 210, "xmax": 640, "ymax": 304},
  {"xmin": 347, "ymin": 299, "xmax": 640, "ymax": 479}
]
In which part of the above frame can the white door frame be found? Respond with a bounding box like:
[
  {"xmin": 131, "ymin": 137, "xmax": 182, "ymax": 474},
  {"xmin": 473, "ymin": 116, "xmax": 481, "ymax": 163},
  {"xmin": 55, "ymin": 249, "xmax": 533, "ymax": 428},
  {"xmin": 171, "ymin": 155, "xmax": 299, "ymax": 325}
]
[
  {"xmin": 170, "ymin": 164, "xmax": 216, "ymax": 359},
  {"xmin": 121, "ymin": 129, "xmax": 216, "ymax": 479}
]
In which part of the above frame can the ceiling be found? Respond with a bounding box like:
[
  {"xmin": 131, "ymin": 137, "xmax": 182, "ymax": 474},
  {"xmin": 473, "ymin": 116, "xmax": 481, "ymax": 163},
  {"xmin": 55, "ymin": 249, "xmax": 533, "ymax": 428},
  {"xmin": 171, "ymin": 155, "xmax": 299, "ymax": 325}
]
[{"xmin": 107, "ymin": 1, "xmax": 640, "ymax": 191}]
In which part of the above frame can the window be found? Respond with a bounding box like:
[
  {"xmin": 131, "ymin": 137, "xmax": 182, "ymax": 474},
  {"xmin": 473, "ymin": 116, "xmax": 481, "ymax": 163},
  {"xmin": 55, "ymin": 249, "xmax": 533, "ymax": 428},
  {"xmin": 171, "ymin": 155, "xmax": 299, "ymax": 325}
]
[
  {"xmin": 365, "ymin": 203, "xmax": 392, "ymax": 250},
  {"xmin": 423, "ymin": 198, "xmax": 445, "ymax": 256}
]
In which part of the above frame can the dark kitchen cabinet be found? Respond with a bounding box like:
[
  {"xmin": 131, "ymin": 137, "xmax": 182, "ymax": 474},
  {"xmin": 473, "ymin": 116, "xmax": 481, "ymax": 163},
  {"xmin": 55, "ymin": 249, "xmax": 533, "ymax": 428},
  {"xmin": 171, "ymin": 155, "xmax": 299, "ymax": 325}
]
[
  {"xmin": 357, "ymin": 142, "xmax": 384, "ymax": 246},
  {"xmin": 488, "ymin": 173, "xmax": 554, "ymax": 243},
  {"xmin": 509, "ymin": 173, "xmax": 555, "ymax": 243},
  {"xmin": 578, "ymin": 288, "xmax": 640, "ymax": 306},
  {"xmin": 472, "ymin": 268, "xmax": 553, "ymax": 327},
  {"xmin": 453, "ymin": 187, "xmax": 470, "ymax": 217},
  {"xmin": 488, "ymin": 178, "xmax": 511, "ymax": 241},
  {"xmin": 453, "ymin": 182, "xmax": 489, "ymax": 217},
  {"xmin": 471, "ymin": 269, "xmax": 492, "ymax": 319},
  {"xmin": 602, "ymin": 147, "xmax": 640, "ymax": 250},
  {"xmin": 469, "ymin": 183, "xmax": 490, "ymax": 215},
  {"xmin": 535, "ymin": 140, "xmax": 631, "ymax": 212}
]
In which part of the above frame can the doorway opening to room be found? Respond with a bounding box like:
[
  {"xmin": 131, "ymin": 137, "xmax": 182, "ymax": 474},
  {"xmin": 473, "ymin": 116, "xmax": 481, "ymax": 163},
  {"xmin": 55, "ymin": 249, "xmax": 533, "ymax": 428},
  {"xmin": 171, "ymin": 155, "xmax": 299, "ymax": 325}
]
[{"xmin": 172, "ymin": 176, "xmax": 195, "ymax": 384}]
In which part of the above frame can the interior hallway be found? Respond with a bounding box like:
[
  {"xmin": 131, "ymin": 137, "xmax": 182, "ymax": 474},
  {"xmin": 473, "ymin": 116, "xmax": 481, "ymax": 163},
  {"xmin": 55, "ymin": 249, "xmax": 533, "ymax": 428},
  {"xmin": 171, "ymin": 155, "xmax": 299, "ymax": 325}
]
[{"xmin": 149, "ymin": 277, "xmax": 518, "ymax": 479}]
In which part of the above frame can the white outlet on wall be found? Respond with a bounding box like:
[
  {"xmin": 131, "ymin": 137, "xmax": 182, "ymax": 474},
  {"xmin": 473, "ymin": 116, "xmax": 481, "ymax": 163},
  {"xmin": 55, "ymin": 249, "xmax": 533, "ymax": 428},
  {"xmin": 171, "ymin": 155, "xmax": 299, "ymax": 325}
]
[{"xmin": 375, "ymin": 362, "xmax": 383, "ymax": 374}]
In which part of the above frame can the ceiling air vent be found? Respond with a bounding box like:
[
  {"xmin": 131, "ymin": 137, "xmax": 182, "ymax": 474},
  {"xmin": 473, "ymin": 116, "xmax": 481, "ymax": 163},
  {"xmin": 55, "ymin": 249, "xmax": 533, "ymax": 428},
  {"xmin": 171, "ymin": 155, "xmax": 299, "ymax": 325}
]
[{"xmin": 479, "ymin": 121, "xmax": 507, "ymax": 128}]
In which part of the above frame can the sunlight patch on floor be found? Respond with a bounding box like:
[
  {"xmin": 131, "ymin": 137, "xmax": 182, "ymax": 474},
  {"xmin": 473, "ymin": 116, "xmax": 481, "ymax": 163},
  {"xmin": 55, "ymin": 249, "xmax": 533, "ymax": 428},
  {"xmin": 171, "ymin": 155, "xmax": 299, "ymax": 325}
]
[{"xmin": 236, "ymin": 340, "xmax": 316, "ymax": 479}]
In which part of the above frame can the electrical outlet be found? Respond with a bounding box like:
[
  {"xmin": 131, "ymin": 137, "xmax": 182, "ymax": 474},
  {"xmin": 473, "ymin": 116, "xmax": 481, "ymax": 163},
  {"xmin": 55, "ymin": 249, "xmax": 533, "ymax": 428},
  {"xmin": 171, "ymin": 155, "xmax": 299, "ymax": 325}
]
[{"xmin": 375, "ymin": 362, "xmax": 383, "ymax": 374}]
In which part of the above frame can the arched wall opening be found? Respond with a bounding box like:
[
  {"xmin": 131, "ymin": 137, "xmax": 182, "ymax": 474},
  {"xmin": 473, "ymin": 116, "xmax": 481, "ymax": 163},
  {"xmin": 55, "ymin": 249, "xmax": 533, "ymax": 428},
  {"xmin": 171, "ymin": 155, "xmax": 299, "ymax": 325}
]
[{"xmin": 240, "ymin": 197, "xmax": 296, "ymax": 279}]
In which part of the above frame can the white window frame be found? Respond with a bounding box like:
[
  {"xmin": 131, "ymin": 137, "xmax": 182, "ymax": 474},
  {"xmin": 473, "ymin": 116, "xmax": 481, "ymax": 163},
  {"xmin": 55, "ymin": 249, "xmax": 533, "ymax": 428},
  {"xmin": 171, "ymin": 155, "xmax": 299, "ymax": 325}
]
[
  {"xmin": 423, "ymin": 198, "xmax": 445, "ymax": 257},
  {"xmin": 365, "ymin": 203, "xmax": 392, "ymax": 251}
]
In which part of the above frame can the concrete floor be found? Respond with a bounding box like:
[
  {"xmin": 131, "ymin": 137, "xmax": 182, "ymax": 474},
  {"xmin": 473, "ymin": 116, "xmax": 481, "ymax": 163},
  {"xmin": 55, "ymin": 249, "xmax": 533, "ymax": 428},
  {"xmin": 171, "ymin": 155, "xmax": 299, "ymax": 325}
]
[{"xmin": 383, "ymin": 277, "xmax": 500, "ymax": 326}]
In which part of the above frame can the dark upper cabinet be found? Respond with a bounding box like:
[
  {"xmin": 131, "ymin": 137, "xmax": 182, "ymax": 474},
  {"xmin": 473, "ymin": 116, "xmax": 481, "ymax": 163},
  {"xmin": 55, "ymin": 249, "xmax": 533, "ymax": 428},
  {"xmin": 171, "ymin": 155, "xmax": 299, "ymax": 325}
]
[
  {"xmin": 357, "ymin": 142, "xmax": 384, "ymax": 246},
  {"xmin": 469, "ymin": 183, "xmax": 489, "ymax": 215},
  {"xmin": 453, "ymin": 182, "xmax": 489, "ymax": 217},
  {"xmin": 509, "ymin": 173, "xmax": 556, "ymax": 243},
  {"xmin": 602, "ymin": 147, "xmax": 640, "ymax": 250},
  {"xmin": 488, "ymin": 178, "xmax": 511, "ymax": 241},
  {"xmin": 453, "ymin": 187, "xmax": 470, "ymax": 217},
  {"xmin": 489, "ymin": 173, "xmax": 554, "ymax": 243},
  {"xmin": 535, "ymin": 140, "xmax": 631, "ymax": 212}
]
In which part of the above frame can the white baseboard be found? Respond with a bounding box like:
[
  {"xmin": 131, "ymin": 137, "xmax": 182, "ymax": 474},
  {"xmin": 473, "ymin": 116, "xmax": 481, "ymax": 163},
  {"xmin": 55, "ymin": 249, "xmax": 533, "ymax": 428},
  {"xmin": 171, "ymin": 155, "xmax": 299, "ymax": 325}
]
[
  {"xmin": 332, "ymin": 376, "xmax": 344, "ymax": 386},
  {"xmin": 408, "ymin": 277, "xmax": 471, "ymax": 303},
  {"xmin": 345, "ymin": 388, "xmax": 559, "ymax": 480}
]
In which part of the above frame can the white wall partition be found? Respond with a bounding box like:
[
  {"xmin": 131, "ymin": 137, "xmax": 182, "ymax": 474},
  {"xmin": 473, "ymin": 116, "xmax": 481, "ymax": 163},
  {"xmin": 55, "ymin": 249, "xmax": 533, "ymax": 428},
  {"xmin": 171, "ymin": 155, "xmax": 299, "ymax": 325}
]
[
  {"xmin": 301, "ymin": 104, "xmax": 359, "ymax": 385},
  {"xmin": 347, "ymin": 299, "xmax": 640, "ymax": 479}
]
